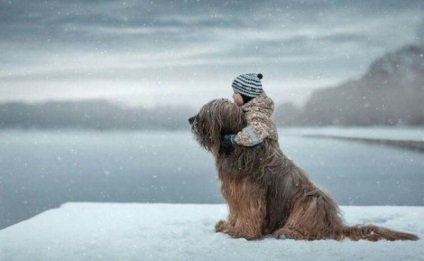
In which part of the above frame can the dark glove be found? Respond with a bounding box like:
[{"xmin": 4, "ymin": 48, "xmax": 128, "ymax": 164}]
[{"xmin": 222, "ymin": 134, "xmax": 236, "ymax": 154}]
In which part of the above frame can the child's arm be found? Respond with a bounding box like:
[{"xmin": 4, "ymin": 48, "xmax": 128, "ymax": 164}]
[
  {"xmin": 233, "ymin": 122, "xmax": 270, "ymax": 147},
  {"xmin": 221, "ymin": 123, "xmax": 269, "ymax": 154}
]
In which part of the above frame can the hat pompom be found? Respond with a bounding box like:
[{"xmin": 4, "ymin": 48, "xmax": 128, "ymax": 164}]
[{"xmin": 257, "ymin": 73, "xmax": 263, "ymax": 79}]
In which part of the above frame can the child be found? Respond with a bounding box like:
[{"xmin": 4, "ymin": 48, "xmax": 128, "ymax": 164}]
[{"xmin": 222, "ymin": 73, "xmax": 279, "ymax": 153}]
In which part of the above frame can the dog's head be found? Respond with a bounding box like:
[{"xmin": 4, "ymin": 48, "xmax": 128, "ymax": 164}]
[{"xmin": 189, "ymin": 99, "xmax": 246, "ymax": 154}]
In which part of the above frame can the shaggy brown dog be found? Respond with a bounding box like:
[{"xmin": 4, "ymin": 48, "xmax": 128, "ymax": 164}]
[{"xmin": 189, "ymin": 99, "xmax": 419, "ymax": 241}]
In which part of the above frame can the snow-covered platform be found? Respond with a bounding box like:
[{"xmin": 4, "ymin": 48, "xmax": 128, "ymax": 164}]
[{"xmin": 0, "ymin": 203, "xmax": 423, "ymax": 261}]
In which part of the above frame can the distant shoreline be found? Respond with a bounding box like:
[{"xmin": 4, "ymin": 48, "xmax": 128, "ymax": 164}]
[
  {"xmin": 304, "ymin": 134, "xmax": 424, "ymax": 152},
  {"xmin": 1, "ymin": 127, "xmax": 423, "ymax": 152}
]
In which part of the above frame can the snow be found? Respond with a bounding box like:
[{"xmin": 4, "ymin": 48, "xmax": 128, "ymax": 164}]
[{"xmin": 0, "ymin": 203, "xmax": 423, "ymax": 261}]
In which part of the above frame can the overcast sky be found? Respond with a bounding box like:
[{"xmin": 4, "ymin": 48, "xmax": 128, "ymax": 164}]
[{"xmin": 0, "ymin": 0, "xmax": 423, "ymax": 108}]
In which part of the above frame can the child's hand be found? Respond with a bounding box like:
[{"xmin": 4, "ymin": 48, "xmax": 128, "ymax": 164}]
[{"xmin": 222, "ymin": 134, "xmax": 236, "ymax": 154}]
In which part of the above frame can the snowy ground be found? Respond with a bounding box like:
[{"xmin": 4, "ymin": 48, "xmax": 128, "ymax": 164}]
[{"xmin": 0, "ymin": 203, "xmax": 422, "ymax": 261}]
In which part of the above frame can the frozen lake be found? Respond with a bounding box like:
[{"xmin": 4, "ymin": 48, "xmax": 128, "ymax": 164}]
[{"xmin": 0, "ymin": 128, "xmax": 423, "ymax": 230}]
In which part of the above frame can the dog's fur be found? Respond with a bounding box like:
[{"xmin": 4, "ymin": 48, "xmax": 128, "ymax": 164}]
[{"xmin": 189, "ymin": 99, "xmax": 419, "ymax": 241}]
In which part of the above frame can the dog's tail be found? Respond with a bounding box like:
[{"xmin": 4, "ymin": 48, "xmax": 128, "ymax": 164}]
[{"xmin": 342, "ymin": 225, "xmax": 419, "ymax": 241}]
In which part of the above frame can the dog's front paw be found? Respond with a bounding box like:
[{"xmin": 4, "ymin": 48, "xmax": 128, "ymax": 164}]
[
  {"xmin": 226, "ymin": 227, "xmax": 262, "ymax": 240},
  {"xmin": 215, "ymin": 220, "xmax": 229, "ymax": 232}
]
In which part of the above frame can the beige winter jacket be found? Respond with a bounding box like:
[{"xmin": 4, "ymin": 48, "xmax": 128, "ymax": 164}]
[{"xmin": 234, "ymin": 92, "xmax": 279, "ymax": 147}]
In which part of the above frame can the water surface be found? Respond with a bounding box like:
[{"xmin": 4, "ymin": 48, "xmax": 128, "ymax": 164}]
[{"xmin": 1, "ymin": 128, "xmax": 423, "ymax": 229}]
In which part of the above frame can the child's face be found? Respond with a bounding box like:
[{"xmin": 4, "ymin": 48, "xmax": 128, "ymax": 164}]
[{"xmin": 232, "ymin": 92, "xmax": 244, "ymax": 106}]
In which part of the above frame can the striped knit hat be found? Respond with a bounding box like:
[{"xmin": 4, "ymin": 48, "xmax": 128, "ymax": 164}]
[{"xmin": 232, "ymin": 73, "xmax": 263, "ymax": 98}]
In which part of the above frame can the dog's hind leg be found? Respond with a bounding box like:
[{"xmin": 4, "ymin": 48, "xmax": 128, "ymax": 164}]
[{"xmin": 274, "ymin": 191, "xmax": 345, "ymax": 241}]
